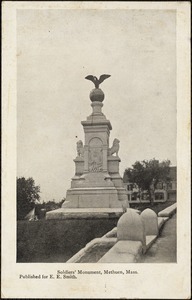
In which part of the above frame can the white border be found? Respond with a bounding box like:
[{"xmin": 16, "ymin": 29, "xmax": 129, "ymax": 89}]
[{"xmin": 2, "ymin": 2, "xmax": 191, "ymax": 299}]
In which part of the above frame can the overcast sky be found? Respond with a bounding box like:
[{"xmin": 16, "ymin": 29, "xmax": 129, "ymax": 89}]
[{"xmin": 17, "ymin": 9, "xmax": 176, "ymax": 202}]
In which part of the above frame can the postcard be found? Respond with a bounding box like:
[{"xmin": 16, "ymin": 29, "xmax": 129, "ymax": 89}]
[{"xmin": 2, "ymin": 1, "xmax": 191, "ymax": 299}]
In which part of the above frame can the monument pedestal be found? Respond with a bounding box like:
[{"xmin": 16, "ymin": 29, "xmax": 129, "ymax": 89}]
[
  {"xmin": 46, "ymin": 86, "xmax": 129, "ymax": 220},
  {"xmin": 65, "ymin": 187, "xmax": 120, "ymax": 208},
  {"xmin": 46, "ymin": 208, "xmax": 124, "ymax": 220},
  {"xmin": 62, "ymin": 154, "xmax": 128, "ymax": 211}
]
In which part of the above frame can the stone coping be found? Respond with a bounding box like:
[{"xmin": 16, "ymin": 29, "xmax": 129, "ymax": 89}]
[
  {"xmin": 102, "ymin": 217, "xmax": 168, "ymax": 239},
  {"xmin": 65, "ymin": 217, "xmax": 167, "ymax": 263},
  {"xmin": 66, "ymin": 204, "xmax": 176, "ymax": 263},
  {"xmin": 102, "ymin": 227, "xmax": 117, "ymax": 238},
  {"xmin": 66, "ymin": 237, "xmax": 117, "ymax": 263},
  {"xmin": 158, "ymin": 203, "xmax": 177, "ymax": 217},
  {"xmin": 96, "ymin": 235, "xmax": 160, "ymax": 263},
  {"xmin": 158, "ymin": 217, "xmax": 169, "ymax": 231},
  {"xmin": 96, "ymin": 206, "xmax": 176, "ymax": 263},
  {"xmin": 46, "ymin": 208, "xmax": 140, "ymax": 220},
  {"xmin": 98, "ymin": 236, "xmax": 160, "ymax": 263},
  {"xmin": 46, "ymin": 208, "xmax": 124, "ymax": 220},
  {"xmin": 146, "ymin": 235, "xmax": 157, "ymax": 250},
  {"xmin": 67, "ymin": 234, "xmax": 160, "ymax": 263},
  {"xmin": 98, "ymin": 241, "xmax": 143, "ymax": 263}
]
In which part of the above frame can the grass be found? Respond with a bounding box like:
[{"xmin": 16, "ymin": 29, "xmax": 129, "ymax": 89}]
[
  {"xmin": 17, "ymin": 201, "xmax": 176, "ymax": 263},
  {"xmin": 17, "ymin": 218, "xmax": 118, "ymax": 263}
]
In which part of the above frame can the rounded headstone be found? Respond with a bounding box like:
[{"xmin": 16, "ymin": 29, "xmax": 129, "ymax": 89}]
[
  {"xmin": 117, "ymin": 209, "xmax": 146, "ymax": 247},
  {"xmin": 90, "ymin": 88, "xmax": 104, "ymax": 102},
  {"xmin": 140, "ymin": 208, "xmax": 158, "ymax": 236}
]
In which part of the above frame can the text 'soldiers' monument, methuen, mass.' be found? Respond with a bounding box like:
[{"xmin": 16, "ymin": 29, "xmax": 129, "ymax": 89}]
[{"xmin": 47, "ymin": 75, "xmax": 129, "ymax": 219}]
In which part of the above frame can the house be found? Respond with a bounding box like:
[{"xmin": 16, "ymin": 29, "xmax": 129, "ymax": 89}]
[
  {"xmin": 123, "ymin": 166, "xmax": 177, "ymax": 203},
  {"xmin": 167, "ymin": 166, "xmax": 177, "ymax": 201}
]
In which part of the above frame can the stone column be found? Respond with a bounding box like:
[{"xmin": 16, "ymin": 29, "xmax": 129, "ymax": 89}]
[
  {"xmin": 91, "ymin": 101, "xmax": 103, "ymax": 115},
  {"xmin": 102, "ymin": 145, "xmax": 108, "ymax": 172},
  {"xmin": 84, "ymin": 145, "xmax": 89, "ymax": 173}
]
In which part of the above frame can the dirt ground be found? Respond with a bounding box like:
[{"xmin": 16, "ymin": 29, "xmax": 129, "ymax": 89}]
[{"xmin": 140, "ymin": 214, "xmax": 176, "ymax": 263}]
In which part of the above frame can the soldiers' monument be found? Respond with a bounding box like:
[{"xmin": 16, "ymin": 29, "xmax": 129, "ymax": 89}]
[{"xmin": 47, "ymin": 75, "xmax": 129, "ymax": 219}]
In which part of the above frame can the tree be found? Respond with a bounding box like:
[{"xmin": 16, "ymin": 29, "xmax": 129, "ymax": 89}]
[
  {"xmin": 17, "ymin": 177, "xmax": 40, "ymax": 220},
  {"xmin": 35, "ymin": 197, "xmax": 66, "ymax": 218},
  {"xmin": 124, "ymin": 159, "xmax": 171, "ymax": 205},
  {"xmin": 43, "ymin": 198, "xmax": 65, "ymax": 212},
  {"xmin": 40, "ymin": 200, "xmax": 60, "ymax": 212}
]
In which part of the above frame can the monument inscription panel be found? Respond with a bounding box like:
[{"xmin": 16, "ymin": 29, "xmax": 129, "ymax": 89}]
[{"xmin": 88, "ymin": 138, "xmax": 103, "ymax": 172}]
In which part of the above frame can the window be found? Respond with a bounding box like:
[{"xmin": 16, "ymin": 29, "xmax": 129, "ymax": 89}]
[{"xmin": 155, "ymin": 192, "xmax": 164, "ymax": 200}]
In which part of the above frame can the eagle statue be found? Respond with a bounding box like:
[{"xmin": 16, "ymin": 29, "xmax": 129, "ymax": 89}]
[{"xmin": 85, "ymin": 74, "xmax": 111, "ymax": 88}]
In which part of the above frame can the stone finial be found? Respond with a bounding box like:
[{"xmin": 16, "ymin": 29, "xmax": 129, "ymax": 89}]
[
  {"xmin": 140, "ymin": 208, "xmax": 158, "ymax": 236},
  {"xmin": 76, "ymin": 140, "xmax": 84, "ymax": 157},
  {"xmin": 89, "ymin": 88, "xmax": 105, "ymax": 102},
  {"xmin": 108, "ymin": 138, "xmax": 120, "ymax": 156},
  {"xmin": 117, "ymin": 209, "xmax": 146, "ymax": 249}
]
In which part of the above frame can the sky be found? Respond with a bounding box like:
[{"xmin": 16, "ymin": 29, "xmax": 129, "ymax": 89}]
[{"xmin": 17, "ymin": 9, "xmax": 176, "ymax": 202}]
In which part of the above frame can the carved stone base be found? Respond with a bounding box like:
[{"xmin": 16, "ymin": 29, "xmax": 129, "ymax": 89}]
[
  {"xmin": 66, "ymin": 170, "xmax": 129, "ymax": 210},
  {"xmin": 63, "ymin": 187, "xmax": 125, "ymax": 208},
  {"xmin": 71, "ymin": 172, "xmax": 114, "ymax": 188}
]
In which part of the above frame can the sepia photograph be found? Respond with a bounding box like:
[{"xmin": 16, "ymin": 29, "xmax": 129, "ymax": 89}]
[
  {"xmin": 2, "ymin": 1, "xmax": 190, "ymax": 299},
  {"xmin": 17, "ymin": 7, "xmax": 177, "ymax": 264}
]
